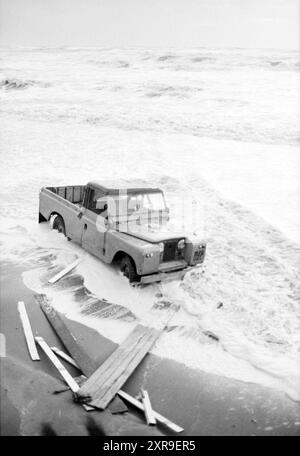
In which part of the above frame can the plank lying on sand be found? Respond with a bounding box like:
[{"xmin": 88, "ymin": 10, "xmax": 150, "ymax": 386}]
[
  {"xmin": 118, "ymin": 391, "xmax": 184, "ymax": 434},
  {"xmin": 51, "ymin": 346, "xmax": 80, "ymax": 368},
  {"xmin": 77, "ymin": 303, "xmax": 178, "ymax": 411},
  {"xmin": 35, "ymin": 336, "xmax": 79, "ymax": 392},
  {"xmin": 37, "ymin": 294, "xmax": 95, "ymax": 375},
  {"xmin": 35, "ymin": 337, "xmax": 94, "ymax": 411},
  {"xmin": 48, "ymin": 258, "xmax": 81, "ymax": 284},
  {"xmin": 18, "ymin": 301, "xmax": 40, "ymax": 361},
  {"xmin": 37, "ymin": 294, "xmax": 128, "ymax": 414},
  {"xmin": 141, "ymin": 389, "xmax": 156, "ymax": 426},
  {"xmin": 46, "ymin": 347, "xmax": 184, "ymax": 433}
]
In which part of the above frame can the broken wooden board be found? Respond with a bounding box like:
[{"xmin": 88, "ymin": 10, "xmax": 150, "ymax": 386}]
[
  {"xmin": 118, "ymin": 390, "xmax": 184, "ymax": 434},
  {"xmin": 51, "ymin": 346, "xmax": 80, "ymax": 368},
  {"xmin": 48, "ymin": 258, "xmax": 81, "ymax": 284},
  {"xmin": 77, "ymin": 302, "xmax": 179, "ymax": 410},
  {"xmin": 45, "ymin": 346, "xmax": 184, "ymax": 433},
  {"xmin": 35, "ymin": 337, "xmax": 94, "ymax": 411},
  {"xmin": 18, "ymin": 301, "xmax": 40, "ymax": 361},
  {"xmin": 141, "ymin": 389, "xmax": 156, "ymax": 426},
  {"xmin": 37, "ymin": 294, "xmax": 128, "ymax": 414},
  {"xmin": 35, "ymin": 336, "xmax": 80, "ymax": 393},
  {"xmin": 37, "ymin": 294, "xmax": 96, "ymax": 375}
]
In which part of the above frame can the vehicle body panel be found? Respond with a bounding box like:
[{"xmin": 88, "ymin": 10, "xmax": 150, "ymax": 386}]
[{"xmin": 39, "ymin": 182, "xmax": 206, "ymax": 281}]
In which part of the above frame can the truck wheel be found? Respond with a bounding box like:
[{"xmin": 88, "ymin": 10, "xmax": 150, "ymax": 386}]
[
  {"xmin": 120, "ymin": 255, "xmax": 140, "ymax": 283},
  {"xmin": 52, "ymin": 215, "xmax": 66, "ymax": 236}
]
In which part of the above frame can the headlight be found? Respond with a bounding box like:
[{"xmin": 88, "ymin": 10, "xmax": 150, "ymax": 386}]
[
  {"xmin": 144, "ymin": 252, "xmax": 154, "ymax": 258},
  {"xmin": 158, "ymin": 242, "xmax": 164, "ymax": 253},
  {"xmin": 177, "ymin": 239, "xmax": 185, "ymax": 250}
]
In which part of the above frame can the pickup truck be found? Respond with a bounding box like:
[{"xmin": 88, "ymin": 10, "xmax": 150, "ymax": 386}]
[{"xmin": 39, "ymin": 181, "xmax": 206, "ymax": 284}]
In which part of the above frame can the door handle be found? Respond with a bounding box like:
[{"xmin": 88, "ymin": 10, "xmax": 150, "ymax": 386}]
[{"xmin": 77, "ymin": 212, "xmax": 83, "ymax": 219}]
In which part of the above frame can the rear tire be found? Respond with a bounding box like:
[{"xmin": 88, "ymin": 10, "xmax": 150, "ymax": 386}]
[
  {"xmin": 120, "ymin": 255, "xmax": 140, "ymax": 283},
  {"xmin": 52, "ymin": 215, "xmax": 66, "ymax": 236}
]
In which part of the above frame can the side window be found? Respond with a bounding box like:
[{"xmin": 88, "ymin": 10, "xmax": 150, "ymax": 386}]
[
  {"xmin": 87, "ymin": 189, "xmax": 96, "ymax": 211},
  {"xmin": 86, "ymin": 188, "xmax": 107, "ymax": 215}
]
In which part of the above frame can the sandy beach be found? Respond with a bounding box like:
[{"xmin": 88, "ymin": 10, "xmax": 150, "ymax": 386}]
[{"xmin": 1, "ymin": 260, "xmax": 299, "ymax": 436}]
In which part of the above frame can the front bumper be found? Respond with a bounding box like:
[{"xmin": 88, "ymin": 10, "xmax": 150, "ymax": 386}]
[{"xmin": 139, "ymin": 265, "xmax": 193, "ymax": 285}]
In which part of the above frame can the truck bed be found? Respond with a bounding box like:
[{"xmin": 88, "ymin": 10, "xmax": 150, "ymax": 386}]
[
  {"xmin": 39, "ymin": 185, "xmax": 86, "ymax": 243},
  {"xmin": 47, "ymin": 185, "xmax": 85, "ymax": 205}
]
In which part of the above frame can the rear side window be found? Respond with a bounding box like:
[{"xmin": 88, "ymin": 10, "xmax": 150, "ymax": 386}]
[
  {"xmin": 73, "ymin": 186, "xmax": 83, "ymax": 203},
  {"xmin": 58, "ymin": 187, "xmax": 66, "ymax": 198},
  {"xmin": 66, "ymin": 187, "xmax": 73, "ymax": 202}
]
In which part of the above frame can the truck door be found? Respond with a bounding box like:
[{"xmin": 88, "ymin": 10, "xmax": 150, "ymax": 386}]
[
  {"xmin": 81, "ymin": 187, "xmax": 107, "ymax": 259},
  {"xmin": 65, "ymin": 186, "xmax": 87, "ymax": 243}
]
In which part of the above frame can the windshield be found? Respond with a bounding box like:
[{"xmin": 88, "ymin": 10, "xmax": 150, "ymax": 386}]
[{"xmin": 105, "ymin": 192, "xmax": 166, "ymax": 217}]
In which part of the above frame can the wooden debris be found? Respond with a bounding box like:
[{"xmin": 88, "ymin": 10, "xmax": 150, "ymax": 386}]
[
  {"xmin": 77, "ymin": 324, "xmax": 159, "ymax": 409},
  {"xmin": 36, "ymin": 337, "xmax": 94, "ymax": 411},
  {"xmin": 43, "ymin": 346, "xmax": 184, "ymax": 433},
  {"xmin": 51, "ymin": 346, "xmax": 80, "ymax": 368},
  {"xmin": 37, "ymin": 294, "xmax": 96, "ymax": 375},
  {"xmin": 35, "ymin": 336, "xmax": 79, "ymax": 392},
  {"xmin": 18, "ymin": 301, "xmax": 40, "ymax": 361},
  {"xmin": 0, "ymin": 333, "xmax": 6, "ymax": 358},
  {"xmin": 77, "ymin": 303, "xmax": 178, "ymax": 410},
  {"xmin": 53, "ymin": 375, "xmax": 87, "ymax": 394},
  {"xmin": 48, "ymin": 258, "xmax": 81, "ymax": 284},
  {"xmin": 118, "ymin": 390, "xmax": 184, "ymax": 433},
  {"xmin": 37, "ymin": 294, "xmax": 128, "ymax": 414},
  {"xmin": 141, "ymin": 389, "xmax": 156, "ymax": 426}
]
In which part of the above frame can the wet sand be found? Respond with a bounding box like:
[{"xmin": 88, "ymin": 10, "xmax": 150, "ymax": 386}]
[{"xmin": 1, "ymin": 261, "xmax": 299, "ymax": 436}]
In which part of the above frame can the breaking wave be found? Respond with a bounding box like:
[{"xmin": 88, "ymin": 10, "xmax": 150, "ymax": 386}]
[{"xmin": 0, "ymin": 47, "xmax": 299, "ymax": 145}]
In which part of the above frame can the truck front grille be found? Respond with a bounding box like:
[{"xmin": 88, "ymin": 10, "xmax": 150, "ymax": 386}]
[
  {"xmin": 162, "ymin": 241, "xmax": 177, "ymax": 262},
  {"xmin": 162, "ymin": 240, "xmax": 184, "ymax": 262}
]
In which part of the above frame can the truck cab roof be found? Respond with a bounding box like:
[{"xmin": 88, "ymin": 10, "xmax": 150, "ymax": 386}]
[{"xmin": 87, "ymin": 180, "xmax": 163, "ymax": 195}]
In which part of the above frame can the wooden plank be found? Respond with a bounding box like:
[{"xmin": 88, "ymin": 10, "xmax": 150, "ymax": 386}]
[
  {"xmin": 43, "ymin": 346, "xmax": 183, "ymax": 433},
  {"xmin": 85, "ymin": 302, "xmax": 179, "ymax": 392},
  {"xmin": 35, "ymin": 336, "xmax": 80, "ymax": 392},
  {"xmin": 48, "ymin": 258, "xmax": 81, "ymax": 284},
  {"xmin": 141, "ymin": 389, "xmax": 156, "ymax": 426},
  {"xmin": 78, "ymin": 325, "xmax": 159, "ymax": 395},
  {"xmin": 37, "ymin": 294, "xmax": 96, "ymax": 376},
  {"xmin": 36, "ymin": 338, "xmax": 94, "ymax": 411},
  {"xmin": 77, "ymin": 326, "xmax": 159, "ymax": 407},
  {"xmin": 37, "ymin": 294, "xmax": 128, "ymax": 414},
  {"xmin": 50, "ymin": 346, "xmax": 80, "ymax": 368},
  {"xmin": 97, "ymin": 329, "xmax": 160, "ymax": 407},
  {"xmin": 77, "ymin": 303, "xmax": 178, "ymax": 410},
  {"xmin": 18, "ymin": 301, "xmax": 40, "ymax": 361},
  {"xmin": 118, "ymin": 391, "xmax": 184, "ymax": 433}
]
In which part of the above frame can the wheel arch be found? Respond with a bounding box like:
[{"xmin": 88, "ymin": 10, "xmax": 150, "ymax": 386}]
[
  {"xmin": 49, "ymin": 212, "xmax": 66, "ymax": 230},
  {"xmin": 112, "ymin": 251, "xmax": 137, "ymax": 271},
  {"xmin": 49, "ymin": 211, "xmax": 63, "ymax": 221}
]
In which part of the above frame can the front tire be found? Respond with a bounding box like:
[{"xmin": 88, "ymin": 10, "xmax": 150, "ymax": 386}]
[
  {"xmin": 52, "ymin": 215, "xmax": 66, "ymax": 236},
  {"xmin": 120, "ymin": 255, "xmax": 140, "ymax": 283}
]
